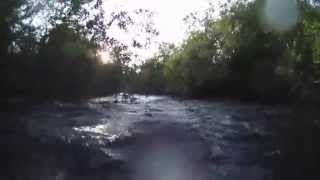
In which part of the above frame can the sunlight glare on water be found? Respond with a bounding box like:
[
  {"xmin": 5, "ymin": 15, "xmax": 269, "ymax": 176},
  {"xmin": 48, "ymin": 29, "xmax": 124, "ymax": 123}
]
[
  {"xmin": 73, "ymin": 123, "xmax": 130, "ymax": 142},
  {"xmin": 74, "ymin": 124, "xmax": 108, "ymax": 135}
]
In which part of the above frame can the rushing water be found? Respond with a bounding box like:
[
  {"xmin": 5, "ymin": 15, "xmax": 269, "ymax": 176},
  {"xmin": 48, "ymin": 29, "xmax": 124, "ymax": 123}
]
[{"xmin": 17, "ymin": 95, "xmax": 290, "ymax": 180}]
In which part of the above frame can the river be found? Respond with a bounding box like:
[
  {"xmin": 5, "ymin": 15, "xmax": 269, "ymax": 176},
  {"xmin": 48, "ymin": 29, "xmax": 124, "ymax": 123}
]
[{"xmin": 8, "ymin": 94, "xmax": 290, "ymax": 180}]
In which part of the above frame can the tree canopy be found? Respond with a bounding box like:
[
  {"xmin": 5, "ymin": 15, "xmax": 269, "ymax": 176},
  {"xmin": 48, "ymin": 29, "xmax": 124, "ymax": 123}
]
[
  {"xmin": 1, "ymin": 0, "xmax": 320, "ymax": 103},
  {"xmin": 128, "ymin": 0, "xmax": 320, "ymax": 103},
  {"xmin": 0, "ymin": 0, "xmax": 157, "ymax": 99}
]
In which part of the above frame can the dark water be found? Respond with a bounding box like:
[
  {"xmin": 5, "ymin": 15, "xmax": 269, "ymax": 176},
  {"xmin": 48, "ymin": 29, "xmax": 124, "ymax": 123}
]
[{"xmin": 7, "ymin": 95, "xmax": 290, "ymax": 180}]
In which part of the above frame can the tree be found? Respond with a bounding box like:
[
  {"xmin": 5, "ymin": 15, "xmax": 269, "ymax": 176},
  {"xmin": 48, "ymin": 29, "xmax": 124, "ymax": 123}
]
[{"xmin": 0, "ymin": 0, "xmax": 158, "ymax": 99}]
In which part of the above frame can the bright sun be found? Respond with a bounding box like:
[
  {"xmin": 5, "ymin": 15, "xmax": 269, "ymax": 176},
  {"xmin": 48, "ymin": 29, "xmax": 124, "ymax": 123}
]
[{"xmin": 98, "ymin": 51, "xmax": 112, "ymax": 64}]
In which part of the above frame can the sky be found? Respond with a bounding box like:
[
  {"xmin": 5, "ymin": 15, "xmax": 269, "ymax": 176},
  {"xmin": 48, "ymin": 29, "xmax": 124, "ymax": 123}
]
[{"xmin": 102, "ymin": 0, "xmax": 212, "ymax": 62}]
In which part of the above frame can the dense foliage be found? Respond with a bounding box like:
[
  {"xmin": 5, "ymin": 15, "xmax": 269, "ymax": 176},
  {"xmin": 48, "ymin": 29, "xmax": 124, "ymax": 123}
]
[
  {"xmin": 2, "ymin": 0, "xmax": 320, "ymax": 103},
  {"xmin": 132, "ymin": 0, "xmax": 320, "ymax": 104},
  {"xmin": 0, "ymin": 0, "xmax": 156, "ymax": 100}
]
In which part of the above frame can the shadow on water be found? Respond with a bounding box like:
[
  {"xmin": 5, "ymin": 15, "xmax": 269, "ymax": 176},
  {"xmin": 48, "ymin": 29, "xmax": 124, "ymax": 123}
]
[{"xmin": 271, "ymin": 105, "xmax": 320, "ymax": 180}]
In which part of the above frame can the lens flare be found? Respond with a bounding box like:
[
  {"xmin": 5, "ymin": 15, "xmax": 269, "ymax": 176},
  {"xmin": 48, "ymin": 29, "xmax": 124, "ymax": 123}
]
[
  {"xmin": 97, "ymin": 50, "xmax": 112, "ymax": 64},
  {"xmin": 262, "ymin": 0, "xmax": 299, "ymax": 32}
]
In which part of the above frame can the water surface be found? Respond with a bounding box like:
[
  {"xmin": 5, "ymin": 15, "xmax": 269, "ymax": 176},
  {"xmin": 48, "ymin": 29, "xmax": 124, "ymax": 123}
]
[{"xmin": 18, "ymin": 95, "xmax": 289, "ymax": 180}]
